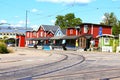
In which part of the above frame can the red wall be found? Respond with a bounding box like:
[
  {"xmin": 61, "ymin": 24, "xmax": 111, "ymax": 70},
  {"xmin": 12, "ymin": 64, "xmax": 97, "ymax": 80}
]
[
  {"xmin": 26, "ymin": 31, "xmax": 31, "ymax": 38},
  {"xmin": 37, "ymin": 27, "xmax": 45, "ymax": 37},
  {"xmin": 80, "ymin": 24, "xmax": 91, "ymax": 35},
  {"xmin": 79, "ymin": 24, "xmax": 112, "ymax": 38},
  {"xmin": 66, "ymin": 28, "xmax": 77, "ymax": 36},
  {"xmin": 17, "ymin": 35, "xmax": 25, "ymax": 47},
  {"xmin": 26, "ymin": 26, "xmax": 54, "ymax": 39},
  {"xmin": 32, "ymin": 31, "xmax": 37, "ymax": 38},
  {"xmin": 66, "ymin": 23, "xmax": 112, "ymax": 47},
  {"xmin": 93, "ymin": 25, "xmax": 112, "ymax": 38},
  {"xmin": 19, "ymin": 36, "xmax": 25, "ymax": 47}
]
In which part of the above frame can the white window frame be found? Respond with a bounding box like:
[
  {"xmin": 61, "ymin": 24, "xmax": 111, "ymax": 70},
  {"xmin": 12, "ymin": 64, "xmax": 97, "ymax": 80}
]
[
  {"xmin": 84, "ymin": 25, "xmax": 89, "ymax": 33},
  {"xmin": 70, "ymin": 29, "xmax": 73, "ymax": 34}
]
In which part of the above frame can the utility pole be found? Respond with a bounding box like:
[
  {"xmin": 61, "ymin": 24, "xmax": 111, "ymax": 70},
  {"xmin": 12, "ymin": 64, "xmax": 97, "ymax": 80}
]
[
  {"xmin": 26, "ymin": 10, "xmax": 28, "ymax": 31},
  {"xmin": 25, "ymin": 10, "xmax": 28, "ymax": 47}
]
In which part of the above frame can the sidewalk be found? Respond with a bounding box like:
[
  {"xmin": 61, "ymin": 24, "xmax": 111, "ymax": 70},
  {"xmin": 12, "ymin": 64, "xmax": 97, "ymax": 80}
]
[
  {"xmin": 0, "ymin": 47, "xmax": 66, "ymax": 72},
  {"xmin": 0, "ymin": 47, "xmax": 51, "ymax": 63}
]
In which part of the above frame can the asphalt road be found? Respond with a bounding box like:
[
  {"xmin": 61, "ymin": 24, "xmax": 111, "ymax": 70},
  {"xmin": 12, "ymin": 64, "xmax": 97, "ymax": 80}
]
[{"xmin": 0, "ymin": 47, "xmax": 120, "ymax": 80}]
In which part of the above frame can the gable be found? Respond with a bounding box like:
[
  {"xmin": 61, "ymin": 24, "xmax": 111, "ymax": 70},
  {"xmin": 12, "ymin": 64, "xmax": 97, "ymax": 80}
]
[
  {"xmin": 37, "ymin": 26, "xmax": 44, "ymax": 32},
  {"xmin": 55, "ymin": 28, "xmax": 64, "ymax": 36}
]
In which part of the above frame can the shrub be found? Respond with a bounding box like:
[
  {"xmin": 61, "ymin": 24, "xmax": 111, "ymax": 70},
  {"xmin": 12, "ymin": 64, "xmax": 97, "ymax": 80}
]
[
  {"xmin": 0, "ymin": 42, "xmax": 9, "ymax": 54},
  {"xmin": 7, "ymin": 47, "xmax": 14, "ymax": 53}
]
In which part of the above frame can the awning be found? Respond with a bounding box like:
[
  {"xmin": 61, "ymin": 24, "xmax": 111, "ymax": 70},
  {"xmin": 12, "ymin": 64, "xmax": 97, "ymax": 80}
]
[
  {"xmin": 35, "ymin": 37, "xmax": 50, "ymax": 40},
  {"xmin": 26, "ymin": 37, "xmax": 51, "ymax": 40},
  {"xmin": 50, "ymin": 36, "xmax": 65, "ymax": 40},
  {"xmin": 26, "ymin": 38, "xmax": 35, "ymax": 40},
  {"xmin": 80, "ymin": 34, "xmax": 93, "ymax": 39},
  {"xmin": 96, "ymin": 34, "xmax": 114, "ymax": 38},
  {"xmin": 62, "ymin": 36, "xmax": 80, "ymax": 39}
]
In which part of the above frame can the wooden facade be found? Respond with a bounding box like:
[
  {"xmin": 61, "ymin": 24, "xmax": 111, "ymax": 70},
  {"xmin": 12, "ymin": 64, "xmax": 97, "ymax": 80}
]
[
  {"xmin": 66, "ymin": 23, "xmax": 112, "ymax": 50},
  {"xmin": 26, "ymin": 25, "xmax": 59, "ymax": 46}
]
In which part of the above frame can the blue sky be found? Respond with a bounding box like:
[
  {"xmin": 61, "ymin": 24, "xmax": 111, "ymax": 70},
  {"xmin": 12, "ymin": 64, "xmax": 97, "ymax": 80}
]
[{"xmin": 0, "ymin": 0, "xmax": 120, "ymax": 30}]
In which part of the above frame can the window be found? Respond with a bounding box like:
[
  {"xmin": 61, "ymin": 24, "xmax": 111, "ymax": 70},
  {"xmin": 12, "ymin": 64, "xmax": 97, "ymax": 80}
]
[
  {"xmin": 70, "ymin": 29, "xmax": 73, "ymax": 34},
  {"xmin": 84, "ymin": 25, "xmax": 89, "ymax": 33},
  {"xmin": 40, "ymin": 32, "xmax": 43, "ymax": 37},
  {"xmin": 104, "ymin": 38, "xmax": 110, "ymax": 45},
  {"xmin": 33, "ymin": 32, "xmax": 36, "ymax": 36},
  {"xmin": 27, "ymin": 32, "xmax": 29, "ymax": 37}
]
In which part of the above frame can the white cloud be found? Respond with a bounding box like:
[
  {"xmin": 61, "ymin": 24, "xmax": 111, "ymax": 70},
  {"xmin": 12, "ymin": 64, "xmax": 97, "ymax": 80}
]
[
  {"xmin": 10, "ymin": 20, "xmax": 30, "ymax": 27},
  {"xmin": 30, "ymin": 25, "xmax": 39, "ymax": 30},
  {"xmin": 18, "ymin": 20, "xmax": 30, "ymax": 25},
  {"xmin": 36, "ymin": 0, "xmax": 95, "ymax": 4},
  {"xmin": 15, "ymin": 24, "xmax": 22, "ymax": 27},
  {"xmin": 51, "ymin": 19, "xmax": 55, "ymax": 24},
  {"xmin": 102, "ymin": 15, "xmax": 105, "ymax": 20},
  {"xmin": 0, "ymin": 20, "xmax": 7, "ymax": 23},
  {"xmin": 31, "ymin": 8, "xmax": 38, "ymax": 12},
  {"xmin": 18, "ymin": 20, "xmax": 25, "ymax": 24}
]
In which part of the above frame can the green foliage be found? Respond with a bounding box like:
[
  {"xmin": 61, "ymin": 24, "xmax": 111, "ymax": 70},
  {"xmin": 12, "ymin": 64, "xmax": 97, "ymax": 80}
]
[
  {"xmin": 0, "ymin": 42, "xmax": 9, "ymax": 54},
  {"xmin": 101, "ymin": 12, "xmax": 120, "ymax": 35},
  {"xmin": 113, "ymin": 39, "xmax": 119, "ymax": 52},
  {"xmin": 112, "ymin": 21, "xmax": 120, "ymax": 35},
  {"xmin": 101, "ymin": 12, "xmax": 117, "ymax": 26},
  {"xmin": 55, "ymin": 13, "xmax": 82, "ymax": 29},
  {"xmin": 0, "ymin": 39, "xmax": 5, "ymax": 43},
  {"xmin": 3, "ymin": 36, "xmax": 8, "ymax": 39}
]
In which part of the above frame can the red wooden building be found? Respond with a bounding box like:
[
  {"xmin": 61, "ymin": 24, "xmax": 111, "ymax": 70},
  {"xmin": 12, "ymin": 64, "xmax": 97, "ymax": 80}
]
[
  {"xmin": 16, "ymin": 35, "xmax": 25, "ymax": 47},
  {"xmin": 66, "ymin": 23, "xmax": 112, "ymax": 50},
  {"xmin": 26, "ymin": 25, "xmax": 60, "ymax": 46}
]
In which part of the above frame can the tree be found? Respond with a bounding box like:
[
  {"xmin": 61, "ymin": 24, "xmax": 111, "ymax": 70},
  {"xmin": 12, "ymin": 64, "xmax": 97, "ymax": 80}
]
[
  {"xmin": 101, "ymin": 12, "xmax": 120, "ymax": 35},
  {"xmin": 55, "ymin": 15, "xmax": 66, "ymax": 29},
  {"xmin": 101, "ymin": 12, "xmax": 117, "ymax": 26},
  {"xmin": 112, "ymin": 21, "xmax": 120, "ymax": 35},
  {"xmin": 55, "ymin": 13, "xmax": 82, "ymax": 29}
]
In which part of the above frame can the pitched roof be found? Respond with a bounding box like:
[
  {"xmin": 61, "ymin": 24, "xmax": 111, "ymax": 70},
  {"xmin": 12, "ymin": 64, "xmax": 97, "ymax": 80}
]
[
  {"xmin": 41, "ymin": 25, "xmax": 60, "ymax": 33},
  {"xmin": 61, "ymin": 29, "xmax": 66, "ymax": 35},
  {"xmin": 79, "ymin": 23, "xmax": 112, "ymax": 27},
  {"xmin": 0, "ymin": 26, "xmax": 33, "ymax": 34}
]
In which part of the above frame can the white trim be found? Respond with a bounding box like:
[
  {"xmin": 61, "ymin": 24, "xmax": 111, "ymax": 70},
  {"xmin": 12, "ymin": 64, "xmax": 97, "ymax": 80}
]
[
  {"xmin": 91, "ymin": 24, "xmax": 93, "ymax": 34},
  {"xmin": 76, "ymin": 29, "xmax": 77, "ymax": 36},
  {"xmin": 19, "ymin": 36, "xmax": 21, "ymax": 47},
  {"xmin": 96, "ymin": 34, "xmax": 114, "ymax": 38}
]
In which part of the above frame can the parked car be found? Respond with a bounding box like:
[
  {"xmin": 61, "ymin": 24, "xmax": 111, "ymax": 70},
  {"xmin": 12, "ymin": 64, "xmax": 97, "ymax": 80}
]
[
  {"xmin": 65, "ymin": 44, "xmax": 77, "ymax": 51},
  {"xmin": 42, "ymin": 44, "xmax": 52, "ymax": 50},
  {"xmin": 52, "ymin": 44, "xmax": 63, "ymax": 50},
  {"xmin": 7, "ymin": 43, "xmax": 15, "ymax": 47},
  {"xmin": 27, "ymin": 44, "xmax": 34, "ymax": 48}
]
